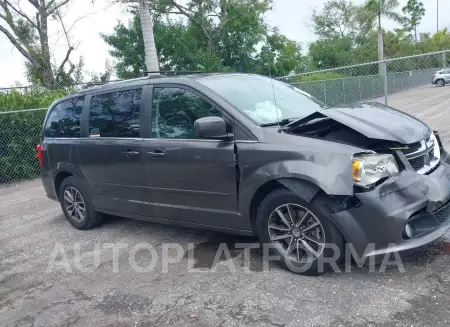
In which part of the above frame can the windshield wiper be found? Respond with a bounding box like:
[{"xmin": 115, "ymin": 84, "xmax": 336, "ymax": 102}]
[
  {"xmin": 280, "ymin": 112, "xmax": 329, "ymax": 131},
  {"xmin": 260, "ymin": 118, "xmax": 303, "ymax": 127}
]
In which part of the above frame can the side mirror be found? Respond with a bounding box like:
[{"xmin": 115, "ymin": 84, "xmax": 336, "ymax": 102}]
[{"xmin": 194, "ymin": 116, "xmax": 231, "ymax": 139}]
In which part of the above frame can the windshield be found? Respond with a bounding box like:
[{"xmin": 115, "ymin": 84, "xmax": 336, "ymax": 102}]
[{"xmin": 197, "ymin": 74, "xmax": 327, "ymax": 125}]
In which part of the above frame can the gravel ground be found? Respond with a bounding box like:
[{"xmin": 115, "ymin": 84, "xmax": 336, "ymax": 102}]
[{"xmin": 2, "ymin": 85, "xmax": 450, "ymax": 327}]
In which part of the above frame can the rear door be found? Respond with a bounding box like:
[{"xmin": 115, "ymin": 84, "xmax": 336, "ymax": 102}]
[
  {"xmin": 142, "ymin": 84, "xmax": 239, "ymax": 228},
  {"xmin": 78, "ymin": 87, "xmax": 148, "ymax": 215}
]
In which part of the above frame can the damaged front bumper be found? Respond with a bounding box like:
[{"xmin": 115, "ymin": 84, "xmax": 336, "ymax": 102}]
[{"xmin": 331, "ymin": 150, "xmax": 450, "ymax": 259}]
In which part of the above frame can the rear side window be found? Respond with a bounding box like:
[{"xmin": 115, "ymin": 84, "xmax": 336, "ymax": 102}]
[
  {"xmin": 44, "ymin": 97, "xmax": 84, "ymax": 137},
  {"xmin": 89, "ymin": 88, "xmax": 141, "ymax": 138}
]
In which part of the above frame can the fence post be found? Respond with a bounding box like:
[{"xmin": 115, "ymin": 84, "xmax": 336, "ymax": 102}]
[
  {"xmin": 444, "ymin": 52, "xmax": 447, "ymax": 68},
  {"xmin": 359, "ymin": 77, "xmax": 362, "ymax": 102},
  {"xmin": 323, "ymin": 82, "xmax": 327, "ymax": 103},
  {"xmin": 371, "ymin": 75, "xmax": 374, "ymax": 100},
  {"xmin": 342, "ymin": 79, "xmax": 345, "ymax": 104},
  {"xmin": 383, "ymin": 61, "xmax": 388, "ymax": 106}
]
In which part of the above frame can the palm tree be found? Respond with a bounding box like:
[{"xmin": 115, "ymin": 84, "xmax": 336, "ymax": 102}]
[
  {"xmin": 139, "ymin": 0, "xmax": 159, "ymax": 74},
  {"xmin": 364, "ymin": 0, "xmax": 402, "ymax": 73},
  {"xmin": 120, "ymin": 0, "xmax": 159, "ymax": 74}
]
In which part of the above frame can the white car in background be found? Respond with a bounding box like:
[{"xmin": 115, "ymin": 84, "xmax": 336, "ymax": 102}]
[{"xmin": 432, "ymin": 69, "xmax": 450, "ymax": 87}]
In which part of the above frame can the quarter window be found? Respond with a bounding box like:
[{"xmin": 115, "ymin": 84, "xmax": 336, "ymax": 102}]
[
  {"xmin": 44, "ymin": 97, "xmax": 84, "ymax": 137},
  {"xmin": 89, "ymin": 88, "xmax": 141, "ymax": 138},
  {"xmin": 152, "ymin": 87, "xmax": 221, "ymax": 139}
]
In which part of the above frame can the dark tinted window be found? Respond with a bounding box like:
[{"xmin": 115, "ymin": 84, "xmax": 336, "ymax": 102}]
[
  {"xmin": 152, "ymin": 87, "xmax": 220, "ymax": 139},
  {"xmin": 44, "ymin": 97, "xmax": 84, "ymax": 137},
  {"xmin": 89, "ymin": 89, "xmax": 141, "ymax": 138}
]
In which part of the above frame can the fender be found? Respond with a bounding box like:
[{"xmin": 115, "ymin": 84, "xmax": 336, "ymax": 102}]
[
  {"xmin": 237, "ymin": 156, "xmax": 355, "ymax": 230},
  {"xmin": 52, "ymin": 161, "xmax": 98, "ymax": 208}
]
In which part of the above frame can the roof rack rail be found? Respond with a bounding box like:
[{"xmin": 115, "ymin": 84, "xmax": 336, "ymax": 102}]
[{"xmin": 144, "ymin": 71, "xmax": 202, "ymax": 76}]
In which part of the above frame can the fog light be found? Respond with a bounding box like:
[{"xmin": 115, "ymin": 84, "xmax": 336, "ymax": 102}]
[{"xmin": 404, "ymin": 224, "xmax": 413, "ymax": 239}]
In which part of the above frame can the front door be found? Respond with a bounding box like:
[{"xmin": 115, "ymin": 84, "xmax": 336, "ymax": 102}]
[
  {"xmin": 142, "ymin": 86, "xmax": 239, "ymax": 228},
  {"xmin": 78, "ymin": 87, "xmax": 148, "ymax": 215}
]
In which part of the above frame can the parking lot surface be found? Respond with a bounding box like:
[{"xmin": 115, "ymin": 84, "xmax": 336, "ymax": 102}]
[
  {"xmin": 381, "ymin": 84, "xmax": 450, "ymax": 147},
  {"xmin": 2, "ymin": 85, "xmax": 450, "ymax": 327}
]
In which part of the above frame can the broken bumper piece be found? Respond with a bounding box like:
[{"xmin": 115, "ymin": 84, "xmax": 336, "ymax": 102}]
[{"xmin": 332, "ymin": 150, "xmax": 450, "ymax": 259}]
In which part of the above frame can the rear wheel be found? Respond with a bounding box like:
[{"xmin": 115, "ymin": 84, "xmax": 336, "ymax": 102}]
[
  {"xmin": 436, "ymin": 79, "xmax": 445, "ymax": 87},
  {"xmin": 59, "ymin": 176, "xmax": 102, "ymax": 230},
  {"xmin": 256, "ymin": 188, "xmax": 344, "ymax": 275}
]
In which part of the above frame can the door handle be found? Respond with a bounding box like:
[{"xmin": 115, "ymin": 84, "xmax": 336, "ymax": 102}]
[
  {"xmin": 147, "ymin": 150, "xmax": 166, "ymax": 158},
  {"xmin": 122, "ymin": 150, "xmax": 140, "ymax": 157}
]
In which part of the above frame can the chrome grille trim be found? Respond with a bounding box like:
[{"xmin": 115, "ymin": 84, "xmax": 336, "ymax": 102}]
[{"xmin": 402, "ymin": 136, "xmax": 440, "ymax": 175}]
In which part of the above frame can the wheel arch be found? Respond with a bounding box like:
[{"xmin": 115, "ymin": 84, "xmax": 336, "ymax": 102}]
[
  {"xmin": 52, "ymin": 162, "xmax": 93, "ymax": 203},
  {"xmin": 248, "ymin": 178, "xmax": 322, "ymax": 235},
  {"xmin": 54, "ymin": 171, "xmax": 73, "ymax": 200}
]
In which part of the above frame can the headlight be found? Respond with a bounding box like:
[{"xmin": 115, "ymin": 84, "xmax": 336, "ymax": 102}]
[{"xmin": 352, "ymin": 153, "xmax": 399, "ymax": 187}]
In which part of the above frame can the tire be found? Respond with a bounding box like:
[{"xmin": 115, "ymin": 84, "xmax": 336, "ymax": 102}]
[
  {"xmin": 436, "ymin": 79, "xmax": 445, "ymax": 87},
  {"xmin": 58, "ymin": 176, "xmax": 103, "ymax": 230},
  {"xmin": 255, "ymin": 188, "xmax": 344, "ymax": 275}
]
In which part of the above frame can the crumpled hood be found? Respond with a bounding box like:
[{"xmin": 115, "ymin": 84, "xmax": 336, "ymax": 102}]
[{"xmin": 321, "ymin": 103, "xmax": 431, "ymax": 144}]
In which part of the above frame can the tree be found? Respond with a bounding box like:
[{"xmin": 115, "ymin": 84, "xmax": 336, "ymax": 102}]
[
  {"xmin": 0, "ymin": 0, "xmax": 84, "ymax": 89},
  {"xmin": 102, "ymin": 12, "xmax": 226, "ymax": 78},
  {"xmin": 308, "ymin": 37, "xmax": 354, "ymax": 69},
  {"xmin": 312, "ymin": 0, "xmax": 373, "ymax": 45},
  {"xmin": 119, "ymin": 0, "xmax": 159, "ymax": 74},
  {"xmin": 257, "ymin": 28, "xmax": 304, "ymax": 76},
  {"xmin": 401, "ymin": 0, "xmax": 425, "ymax": 42},
  {"xmin": 149, "ymin": 0, "xmax": 271, "ymax": 72},
  {"xmin": 138, "ymin": 0, "xmax": 158, "ymax": 73},
  {"xmin": 364, "ymin": 0, "xmax": 403, "ymax": 73},
  {"xmin": 103, "ymin": 1, "xmax": 277, "ymax": 77}
]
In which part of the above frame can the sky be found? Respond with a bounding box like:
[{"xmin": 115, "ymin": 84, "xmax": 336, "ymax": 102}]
[{"xmin": 0, "ymin": 0, "xmax": 449, "ymax": 87}]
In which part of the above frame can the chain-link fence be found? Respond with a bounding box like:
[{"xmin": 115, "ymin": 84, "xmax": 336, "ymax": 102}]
[
  {"xmin": 279, "ymin": 50, "xmax": 450, "ymax": 148},
  {"xmin": 0, "ymin": 108, "xmax": 47, "ymax": 183},
  {"xmin": 1, "ymin": 50, "xmax": 450, "ymax": 184}
]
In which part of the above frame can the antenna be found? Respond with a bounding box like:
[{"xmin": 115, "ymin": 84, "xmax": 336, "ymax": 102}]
[{"xmin": 267, "ymin": 61, "xmax": 281, "ymax": 128}]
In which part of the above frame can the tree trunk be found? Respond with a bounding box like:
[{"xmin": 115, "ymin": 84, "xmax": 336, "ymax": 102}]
[
  {"xmin": 414, "ymin": 26, "xmax": 417, "ymax": 42},
  {"xmin": 139, "ymin": 0, "xmax": 159, "ymax": 74},
  {"xmin": 38, "ymin": 2, "xmax": 56, "ymax": 88},
  {"xmin": 377, "ymin": 13, "xmax": 384, "ymax": 75}
]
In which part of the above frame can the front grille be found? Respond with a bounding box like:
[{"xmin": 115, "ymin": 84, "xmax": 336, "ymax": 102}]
[
  {"xmin": 409, "ymin": 156, "xmax": 425, "ymax": 171},
  {"xmin": 435, "ymin": 204, "xmax": 450, "ymax": 224},
  {"xmin": 407, "ymin": 200, "xmax": 450, "ymax": 238},
  {"xmin": 402, "ymin": 142, "xmax": 422, "ymax": 154},
  {"xmin": 400, "ymin": 138, "xmax": 439, "ymax": 174}
]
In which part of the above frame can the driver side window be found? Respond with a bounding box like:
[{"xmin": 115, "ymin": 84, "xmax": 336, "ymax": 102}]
[{"xmin": 151, "ymin": 87, "xmax": 221, "ymax": 139}]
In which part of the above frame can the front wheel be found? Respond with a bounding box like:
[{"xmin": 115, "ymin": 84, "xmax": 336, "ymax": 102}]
[{"xmin": 255, "ymin": 189, "xmax": 344, "ymax": 275}]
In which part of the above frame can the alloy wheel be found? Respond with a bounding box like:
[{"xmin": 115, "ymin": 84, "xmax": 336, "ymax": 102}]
[
  {"xmin": 437, "ymin": 80, "xmax": 445, "ymax": 87},
  {"xmin": 63, "ymin": 186, "xmax": 86, "ymax": 222},
  {"xmin": 268, "ymin": 203, "xmax": 325, "ymax": 263}
]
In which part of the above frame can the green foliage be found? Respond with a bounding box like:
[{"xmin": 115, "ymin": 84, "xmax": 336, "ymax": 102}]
[
  {"xmin": 312, "ymin": 0, "xmax": 373, "ymax": 45},
  {"xmin": 0, "ymin": 89, "xmax": 69, "ymax": 183},
  {"xmin": 309, "ymin": 37, "xmax": 355, "ymax": 70},
  {"xmin": 0, "ymin": 109, "xmax": 46, "ymax": 183},
  {"xmin": 0, "ymin": 89, "xmax": 68, "ymax": 112},
  {"xmin": 401, "ymin": 0, "xmax": 425, "ymax": 40},
  {"xmin": 364, "ymin": 0, "xmax": 402, "ymax": 23},
  {"xmin": 257, "ymin": 29, "xmax": 304, "ymax": 76},
  {"xmin": 294, "ymin": 72, "xmax": 346, "ymax": 82},
  {"xmin": 103, "ymin": 1, "xmax": 299, "ymax": 78}
]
